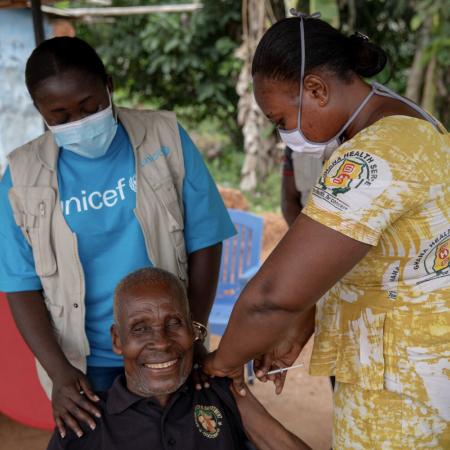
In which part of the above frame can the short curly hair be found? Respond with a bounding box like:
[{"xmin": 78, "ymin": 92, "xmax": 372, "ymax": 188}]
[{"xmin": 113, "ymin": 267, "xmax": 188, "ymax": 323}]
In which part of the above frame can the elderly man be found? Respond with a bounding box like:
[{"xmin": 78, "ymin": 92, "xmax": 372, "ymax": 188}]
[{"xmin": 46, "ymin": 267, "xmax": 310, "ymax": 450}]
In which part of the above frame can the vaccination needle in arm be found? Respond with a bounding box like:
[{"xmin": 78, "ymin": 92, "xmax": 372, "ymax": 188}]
[{"xmin": 266, "ymin": 363, "xmax": 305, "ymax": 375}]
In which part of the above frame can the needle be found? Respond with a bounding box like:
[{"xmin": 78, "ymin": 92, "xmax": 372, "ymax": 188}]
[{"xmin": 266, "ymin": 362, "xmax": 305, "ymax": 375}]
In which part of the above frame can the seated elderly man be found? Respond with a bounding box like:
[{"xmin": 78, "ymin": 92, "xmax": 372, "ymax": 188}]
[{"xmin": 47, "ymin": 267, "xmax": 310, "ymax": 450}]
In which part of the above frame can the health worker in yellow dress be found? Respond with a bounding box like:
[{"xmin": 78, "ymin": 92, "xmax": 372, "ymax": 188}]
[{"xmin": 204, "ymin": 11, "xmax": 450, "ymax": 450}]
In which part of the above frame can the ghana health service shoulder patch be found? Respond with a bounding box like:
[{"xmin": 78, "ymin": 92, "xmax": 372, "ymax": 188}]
[{"xmin": 313, "ymin": 151, "xmax": 391, "ymax": 212}]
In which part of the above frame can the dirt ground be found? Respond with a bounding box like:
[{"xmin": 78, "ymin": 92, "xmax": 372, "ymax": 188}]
[{"xmin": 0, "ymin": 203, "xmax": 333, "ymax": 449}]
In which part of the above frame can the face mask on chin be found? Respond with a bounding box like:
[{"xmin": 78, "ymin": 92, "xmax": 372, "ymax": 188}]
[
  {"xmin": 45, "ymin": 89, "xmax": 118, "ymax": 159},
  {"xmin": 278, "ymin": 11, "xmax": 374, "ymax": 160}
]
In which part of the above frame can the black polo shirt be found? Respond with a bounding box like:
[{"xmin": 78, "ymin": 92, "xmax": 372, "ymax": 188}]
[{"xmin": 47, "ymin": 375, "xmax": 250, "ymax": 450}]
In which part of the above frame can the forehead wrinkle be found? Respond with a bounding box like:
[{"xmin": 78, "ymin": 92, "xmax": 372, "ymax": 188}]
[
  {"xmin": 125, "ymin": 299, "xmax": 181, "ymax": 322},
  {"xmin": 122, "ymin": 288, "xmax": 187, "ymax": 321}
]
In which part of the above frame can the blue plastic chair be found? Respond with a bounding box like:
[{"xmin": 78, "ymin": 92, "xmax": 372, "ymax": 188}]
[{"xmin": 209, "ymin": 209, "xmax": 264, "ymax": 382}]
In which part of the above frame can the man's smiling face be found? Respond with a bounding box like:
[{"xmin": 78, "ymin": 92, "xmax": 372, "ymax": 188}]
[{"xmin": 112, "ymin": 280, "xmax": 194, "ymax": 402}]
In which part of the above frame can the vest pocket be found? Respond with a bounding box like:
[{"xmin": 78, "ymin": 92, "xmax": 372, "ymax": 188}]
[
  {"xmin": 158, "ymin": 181, "xmax": 184, "ymax": 226},
  {"xmin": 8, "ymin": 186, "xmax": 57, "ymax": 277},
  {"xmin": 158, "ymin": 181, "xmax": 188, "ymax": 278}
]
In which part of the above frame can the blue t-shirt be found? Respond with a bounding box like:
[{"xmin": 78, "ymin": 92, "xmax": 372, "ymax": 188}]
[{"xmin": 0, "ymin": 123, "xmax": 235, "ymax": 366}]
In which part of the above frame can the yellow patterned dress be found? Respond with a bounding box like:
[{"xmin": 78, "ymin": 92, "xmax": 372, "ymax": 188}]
[{"xmin": 303, "ymin": 115, "xmax": 450, "ymax": 449}]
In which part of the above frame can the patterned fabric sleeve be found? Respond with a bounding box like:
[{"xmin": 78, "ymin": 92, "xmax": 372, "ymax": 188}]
[{"xmin": 302, "ymin": 116, "xmax": 444, "ymax": 246}]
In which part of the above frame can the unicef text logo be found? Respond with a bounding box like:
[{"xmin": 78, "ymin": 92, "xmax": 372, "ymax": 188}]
[{"xmin": 129, "ymin": 175, "xmax": 137, "ymax": 192}]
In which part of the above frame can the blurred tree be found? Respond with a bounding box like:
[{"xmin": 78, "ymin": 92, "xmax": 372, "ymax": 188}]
[
  {"xmin": 76, "ymin": 0, "xmax": 243, "ymax": 137},
  {"xmin": 71, "ymin": 0, "xmax": 448, "ymax": 193},
  {"xmin": 407, "ymin": 0, "xmax": 449, "ymax": 124},
  {"xmin": 237, "ymin": 0, "xmax": 286, "ymax": 192},
  {"xmin": 296, "ymin": 0, "xmax": 310, "ymax": 13},
  {"xmin": 335, "ymin": 0, "xmax": 449, "ymax": 123}
]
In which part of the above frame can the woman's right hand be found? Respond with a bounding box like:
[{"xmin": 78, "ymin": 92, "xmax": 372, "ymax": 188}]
[
  {"xmin": 254, "ymin": 307, "xmax": 315, "ymax": 394},
  {"xmin": 253, "ymin": 337, "xmax": 304, "ymax": 395},
  {"xmin": 51, "ymin": 365, "xmax": 101, "ymax": 438}
]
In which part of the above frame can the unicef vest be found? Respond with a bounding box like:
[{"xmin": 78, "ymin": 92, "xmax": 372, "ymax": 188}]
[{"xmin": 7, "ymin": 108, "xmax": 187, "ymax": 397}]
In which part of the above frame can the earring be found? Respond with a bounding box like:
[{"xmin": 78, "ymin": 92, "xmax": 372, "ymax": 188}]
[{"xmin": 192, "ymin": 321, "xmax": 208, "ymax": 342}]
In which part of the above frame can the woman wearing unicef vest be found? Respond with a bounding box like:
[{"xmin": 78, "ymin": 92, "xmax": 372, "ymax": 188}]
[
  {"xmin": 204, "ymin": 11, "xmax": 450, "ymax": 449},
  {"xmin": 0, "ymin": 37, "xmax": 235, "ymax": 439}
]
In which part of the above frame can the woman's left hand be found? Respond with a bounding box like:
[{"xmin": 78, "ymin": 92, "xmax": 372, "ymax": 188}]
[{"xmin": 202, "ymin": 350, "xmax": 247, "ymax": 396}]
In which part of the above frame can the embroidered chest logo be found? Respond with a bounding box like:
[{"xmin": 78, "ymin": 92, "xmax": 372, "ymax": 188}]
[
  {"xmin": 140, "ymin": 146, "xmax": 171, "ymax": 167},
  {"xmin": 129, "ymin": 175, "xmax": 137, "ymax": 192},
  {"xmin": 194, "ymin": 405, "xmax": 223, "ymax": 439}
]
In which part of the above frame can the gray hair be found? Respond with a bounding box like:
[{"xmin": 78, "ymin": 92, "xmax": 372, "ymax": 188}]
[{"xmin": 113, "ymin": 267, "xmax": 188, "ymax": 323}]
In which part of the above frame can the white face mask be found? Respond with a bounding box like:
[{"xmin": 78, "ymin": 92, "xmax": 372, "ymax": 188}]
[
  {"xmin": 278, "ymin": 128, "xmax": 341, "ymax": 159},
  {"xmin": 278, "ymin": 11, "xmax": 374, "ymax": 160},
  {"xmin": 46, "ymin": 90, "xmax": 118, "ymax": 159},
  {"xmin": 279, "ymin": 10, "xmax": 441, "ymax": 160}
]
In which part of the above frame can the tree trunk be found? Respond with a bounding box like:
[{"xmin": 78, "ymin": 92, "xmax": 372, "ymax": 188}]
[
  {"xmin": 237, "ymin": 0, "xmax": 280, "ymax": 192},
  {"xmin": 436, "ymin": 67, "xmax": 449, "ymax": 126},
  {"xmin": 336, "ymin": 0, "xmax": 356, "ymax": 33},
  {"xmin": 269, "ymin": 0, "xmax": 286, "ymax": 21},
  {"xmin": 295, "ymin": 1, "xmax": 310, "ymax": 14},
  {"xmin": 405, "ymin": 16, "xmax": 432, "ymax": 103},
  {"xmin": 421, "ymin": 54, "xmax": 437, "ymax": 115}
]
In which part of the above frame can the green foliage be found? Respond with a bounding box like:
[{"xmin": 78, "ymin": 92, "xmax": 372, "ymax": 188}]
[
  {"xmin": 336, "ymin": 0, "xmax": 449, "ymax": 109},
  {"xmin": 190, "ymin": 118, "xmax": 281, "ymax": 213},
  {"xmin": 206, "ymin": 148, "xmax": 282, "ymax": 213},
  {"xmin": 206, "ymin": 145, "xmax": 244, "ymax": 189},
  {"xmin": 412, "ymin": 0, "xmax": 450, "ymax": 67},
  {"xmin": 244, "ymin": 171, "xmax": 282, "ymax": 213},
  {"xmin": 68, "ymin": 0, "xmax": 448, "ymax": 212},
  {"xmin": 336, "ymin": 0, "xmax": 415, "ymax": 93},
  {"xmin": 76, "ymin": 0, "xmax": 242, "ymax": 135}
]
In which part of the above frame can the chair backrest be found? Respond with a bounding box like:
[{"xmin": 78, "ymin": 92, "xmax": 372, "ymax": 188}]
[
  {"xmin": 0, "ymin": 293, "xmax": 54, "ymax": 430},
  {"xmin": 216, "ymin": 209, "xmax": 264, "ymax": 303}
]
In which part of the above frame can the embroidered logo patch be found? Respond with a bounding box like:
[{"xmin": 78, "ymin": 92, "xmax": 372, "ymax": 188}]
[
  {"xmin": 140, "ymin": 146, "xmax": 171, "ymax": 167},
  {"xmin": 319, "ymin": 151, "xmax": 377, "ymax": 197},
  {"xmin": 194, "ymin": 405, "xmax": 222, "ymax": 439},
  {"xmin": 312, "ymin": 150, "xmax": 389, "ymax": 212},
  {"xmin": 432, "ymin": 238, "xmax": 449, "ymax": 273},
  {"xmin": 321, "ymin": 157, "xmax": 367, "ymax": 194},
  {"xmin": 413, "ymin": 232, "xmax": 450, "ymax": 285},
  {"xmin": 129, "ymin": 175, "xmax": 137, "ymax": 192}
]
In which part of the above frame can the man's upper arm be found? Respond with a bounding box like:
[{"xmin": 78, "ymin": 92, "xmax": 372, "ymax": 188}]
[{"xmin": 233, "ymin": 385, "xmax": 312, "ymax": 450}]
